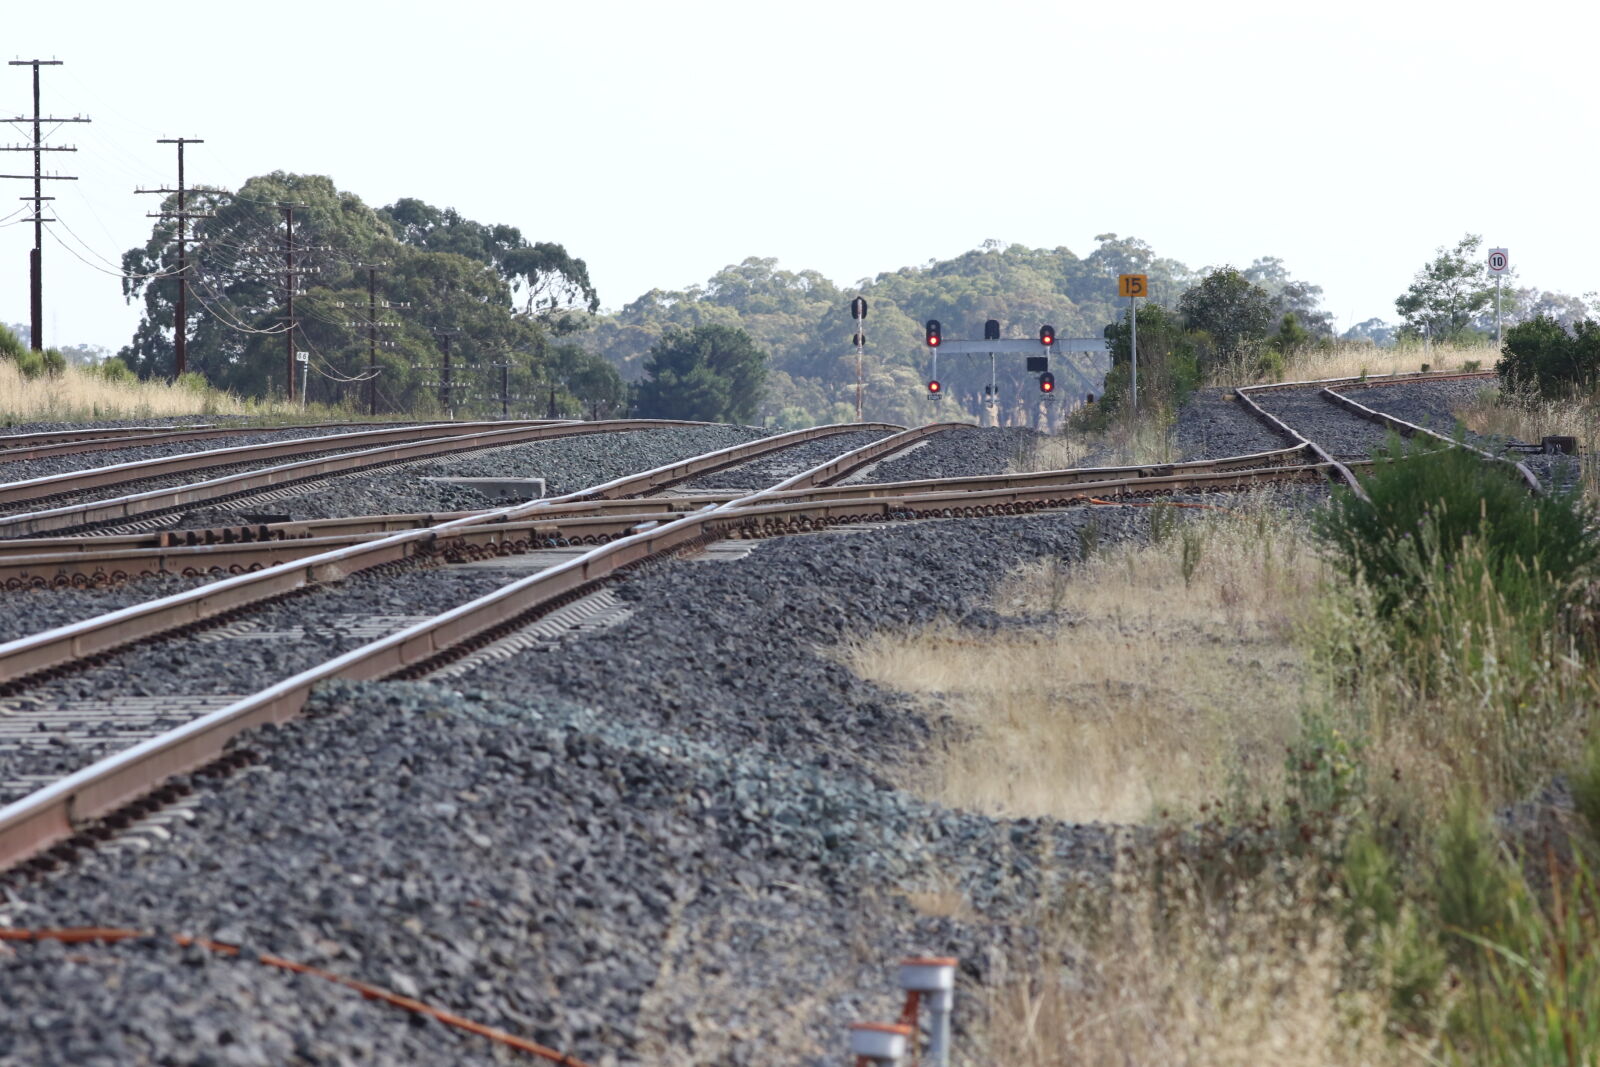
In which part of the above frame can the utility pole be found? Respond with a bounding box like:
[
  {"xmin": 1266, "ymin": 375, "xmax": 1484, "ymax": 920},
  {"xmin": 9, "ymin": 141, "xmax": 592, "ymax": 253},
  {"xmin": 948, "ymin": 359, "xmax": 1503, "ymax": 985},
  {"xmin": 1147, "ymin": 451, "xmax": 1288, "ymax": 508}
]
[
  {"xmin": 423, "ymin": 328, "xmax": 464, "ymax": 417},
  {"xmin": 283, "ymin": 204, "xmax": 296, "ymax": 401},
  {"xmin": 368, "ymin": 266, "xmax": 378, "ymax": 415},
  {"xmin": 135, "ymin": 138, "xmax": 211, "ymax": 379},
  {"xmin": 2, "ymin": 59, "xmax": 90, "ymax": 352}
]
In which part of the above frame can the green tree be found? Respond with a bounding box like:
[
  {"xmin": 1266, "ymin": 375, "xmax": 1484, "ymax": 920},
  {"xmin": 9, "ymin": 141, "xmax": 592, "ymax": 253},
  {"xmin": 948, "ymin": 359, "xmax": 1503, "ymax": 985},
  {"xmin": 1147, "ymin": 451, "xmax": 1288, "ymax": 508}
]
[
  {"xmin": 1177, "ymin": 267, "xmax": 1276, "ymax": 363},
  {"xmin": 635, "ymin": 324, "xmax": 767, "ymax": 423},
  {"xmin": 1272, "ymin": 312, "xmax": 1311, "ymax": 353},
  {"xmin": 1496, "ymin": 314, "xmax": 1600, "ymax": 397},
  {"xmin": 1394, "ymin": 234, "xmax": 1500, "ymax": 342}
]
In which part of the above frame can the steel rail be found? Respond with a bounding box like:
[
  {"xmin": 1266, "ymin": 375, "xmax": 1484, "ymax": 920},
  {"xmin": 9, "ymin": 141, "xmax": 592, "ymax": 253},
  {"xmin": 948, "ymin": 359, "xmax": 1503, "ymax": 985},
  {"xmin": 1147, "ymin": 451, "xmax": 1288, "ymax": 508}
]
[
  {"xmin": 0, "ymin": 419, "xmax": 536, "ymax": 464},
  {"xmin": 1320, "ymin": 385, "xmax": 1542, "ymax": 493},
  {"xmin": 0, "ymin": 423, "xmax": 899, "ymax": 680},
  {"xmin": 0, "ymin": 441, "xmax": 1315, "ymax": 580},
  {"xmin": 0, "ymin": 421, "xmax": 950, "ymax": 869},
  {"xmin": 0, "ymin": 419, "xmax": 715, "ymax": 538},
  {"xmin": 0, "ymin": 444, "xmax": 1323, "ymax": 870},
  {"xmin": 1234, "ymin": 384, "xmax": 1370, "ymax": 502},
  {"xmin": 0, "ymin": 419, "xmax": 582, "ymax": 510},
  {"xmin": 1240, "ymin": 367, "xmax": 1498, "ymax": 394},
  {"xmin": 0, "ymin": 462, "xmax": 1330, "ymax": 588}
]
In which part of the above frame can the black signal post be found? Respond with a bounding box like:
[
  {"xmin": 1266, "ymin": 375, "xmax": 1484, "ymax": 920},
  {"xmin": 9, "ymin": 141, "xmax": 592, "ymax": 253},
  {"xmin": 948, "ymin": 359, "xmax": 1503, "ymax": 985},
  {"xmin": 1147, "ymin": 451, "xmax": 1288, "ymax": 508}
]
[{"xmin": 850, "ymin": 296, "xmax": 868, "ymax": 422}]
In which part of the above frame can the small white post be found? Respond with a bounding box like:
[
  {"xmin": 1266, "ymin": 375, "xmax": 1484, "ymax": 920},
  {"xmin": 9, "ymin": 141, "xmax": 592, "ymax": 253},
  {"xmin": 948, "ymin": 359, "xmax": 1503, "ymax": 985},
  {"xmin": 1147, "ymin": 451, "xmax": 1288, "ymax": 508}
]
[
  {"xmin": 849, "ymin": 1022, "xmax": 910, "ymax": 1065},
  {"xmin": 900, "ymin": 956, "xmax": 958, "ymax": 1067}
]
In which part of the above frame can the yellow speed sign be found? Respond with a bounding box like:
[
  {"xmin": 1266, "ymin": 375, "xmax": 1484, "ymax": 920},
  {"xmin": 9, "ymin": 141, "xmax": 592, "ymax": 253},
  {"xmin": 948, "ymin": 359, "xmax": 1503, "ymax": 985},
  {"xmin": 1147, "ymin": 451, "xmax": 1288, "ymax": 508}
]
[{"xmin": 1118, "ymin": 274, "xmax": 1148, "ymax": 298}]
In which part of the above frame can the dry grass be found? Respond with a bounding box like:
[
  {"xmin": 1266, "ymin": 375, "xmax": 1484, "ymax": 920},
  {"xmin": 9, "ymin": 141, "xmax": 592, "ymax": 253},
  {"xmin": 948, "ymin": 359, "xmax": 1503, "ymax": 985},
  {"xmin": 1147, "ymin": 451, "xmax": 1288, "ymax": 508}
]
[
  {"xmin": 1277, "ymin": 341, "xmax": 1496, "ymax": 384},
  {"xmin": 0, "ymin": 362, "xmax": 307, "ymax": 424},
  {"xmin": 978, "ymin": 854, "xmax": 1413, "ymax": 1067},
  {"xmin": 846, "ymin": 505, "xmax": 1324, "ymax": 823},
  {"xmin": 1010, "ymin": 417, "xmax": 1175, "ymax": 474}
]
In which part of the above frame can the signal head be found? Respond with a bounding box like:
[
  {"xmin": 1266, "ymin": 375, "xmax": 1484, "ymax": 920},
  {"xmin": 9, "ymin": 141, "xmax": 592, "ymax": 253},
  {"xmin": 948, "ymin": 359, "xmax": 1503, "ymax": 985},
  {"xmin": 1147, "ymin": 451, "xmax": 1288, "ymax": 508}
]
[
  {"xmin": 1039, "ymin": 324, "xmax": 1056, "ymax": 347},
  {"xmin": 927, "ymin": 379, "xmax": 942, "ymax": 394},
  {"xmin": 1040, "ymin": 372, "xmax": 1055, "ymax": 393},
  {"xmin": 925, "ymin": 319, "xmax": 942, "ymax": 347}
]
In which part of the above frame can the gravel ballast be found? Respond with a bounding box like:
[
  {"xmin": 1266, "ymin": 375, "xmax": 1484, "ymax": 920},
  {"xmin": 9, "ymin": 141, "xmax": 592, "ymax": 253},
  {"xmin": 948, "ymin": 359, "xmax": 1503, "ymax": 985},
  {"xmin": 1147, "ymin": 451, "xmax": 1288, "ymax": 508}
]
[
  {"xmin": 677, "ymin": 429, "xmax": 891, "ymax": 491},
  {"xmin": 0, "ymin": 424, "xmax": 412, "ymax": 487},
  {"xmin": 841, "ymin": 425, "xmax": 1034, "ymax": 483},
  {"xmin": 0, "ymin": 507, "xmax": 1179, "ymax": 1065},
  {"xmin": 1175, "ymin": 387, "xmax": 1293, "ymax": 460},
  {"xmin": 136, "ymin": 424, "xmax": 774, "ymax": 527}
]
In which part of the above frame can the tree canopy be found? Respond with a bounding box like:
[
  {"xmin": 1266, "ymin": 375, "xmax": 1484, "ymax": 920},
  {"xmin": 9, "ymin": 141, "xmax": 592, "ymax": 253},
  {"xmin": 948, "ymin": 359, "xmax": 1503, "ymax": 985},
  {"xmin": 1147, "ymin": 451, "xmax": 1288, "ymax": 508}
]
[
  {"xmin": 573, "ymin": 238, "xmax": 1332, "ymax": 427},
  {"xmin": 118, "ymin": 174, "xmax": 600, "ymax": 416},
  {"xmin": 635, "ymin": 324, "xmax": 767, "ymax": 423}
]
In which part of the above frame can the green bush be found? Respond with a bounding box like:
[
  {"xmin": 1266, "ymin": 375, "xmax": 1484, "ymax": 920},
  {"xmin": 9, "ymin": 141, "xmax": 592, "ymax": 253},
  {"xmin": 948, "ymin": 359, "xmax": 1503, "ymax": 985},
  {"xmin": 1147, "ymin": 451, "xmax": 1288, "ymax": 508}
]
[
  {"xmin": 41, "ymin": 348, "xmax": 65, "ymax": 377},
  {"xmin": 176, "ymin": 371, "xmax": 209, "ymax": 394},
  {"xmin": 1315, "ymin": 435, "xmax": 1597, "ymax": 621},
  {"xmin": 95, "ymin": 358, "xmax": 135, "ymax": 383},
  {"xmin": 1496, "ymin": 314, "xmax": 1600, "ymax": 397},
  {"xmin": 0, "ymin": 323, "xmax": 23, "ymax": 363}
]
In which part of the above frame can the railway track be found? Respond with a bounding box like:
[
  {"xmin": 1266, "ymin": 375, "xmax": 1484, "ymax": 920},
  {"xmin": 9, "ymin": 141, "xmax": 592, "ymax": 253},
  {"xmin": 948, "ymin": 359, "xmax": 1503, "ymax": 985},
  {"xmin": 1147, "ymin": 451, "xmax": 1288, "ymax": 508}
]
[
  {"xmin": 0, "ymin": 419, "xmax": 1342, "ymax": 871},
  {"xmin": 0, "ymin": 421, "xmax": 937, "ymax": 869},
  {"xmin": 1234, "ymin": 368, "xmax": 1536, "ymax": 499},
  {"xmin": 0, "ymin": 419, "xmax": 483, "ymax": 465},
  {"xmin": 0, "ymin": 372, "xmax": 1526, "ymax": 1062},
  {"xmin": 0, "ymin": 418, "xmax": 735, "ymax": 538},
  {"xmin": 0, "ymin": 444, "xmax": 1318, "ymax": 588}
]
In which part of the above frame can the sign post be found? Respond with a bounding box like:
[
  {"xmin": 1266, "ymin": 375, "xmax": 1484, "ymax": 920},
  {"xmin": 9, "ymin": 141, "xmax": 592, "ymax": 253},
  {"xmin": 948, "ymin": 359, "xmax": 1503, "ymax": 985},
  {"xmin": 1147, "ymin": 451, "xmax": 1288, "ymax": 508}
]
[
  {"xmin": 850, "ymin": 296, "xmax": 868, "ymax": 422},
  {"xmin": 1119, "ymin": 274, "xmax": 1148, "ymax": 412},
  {"xmin": 296, "ymin": 350, "xmax": 309, "ymax": 409},
  {"xmin": 1488, "ymin": 248, "xmax": 1509, "ymax": 349}
]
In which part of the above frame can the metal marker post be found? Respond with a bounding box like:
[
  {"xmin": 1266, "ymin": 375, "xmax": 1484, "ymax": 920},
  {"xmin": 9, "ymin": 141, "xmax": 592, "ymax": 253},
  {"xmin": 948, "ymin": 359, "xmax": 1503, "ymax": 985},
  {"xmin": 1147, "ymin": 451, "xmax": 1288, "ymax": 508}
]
[
  {"xmin": 1130, "ymin": 296, "xmax": 1138, "ymax": 413},
  {"xmin": 1496, "ymin": 275, "xmax": 1502, "ymax": 349},
  {"xmin": 296, "ymin": 351, "xmax": 309, "ymax": 409}
]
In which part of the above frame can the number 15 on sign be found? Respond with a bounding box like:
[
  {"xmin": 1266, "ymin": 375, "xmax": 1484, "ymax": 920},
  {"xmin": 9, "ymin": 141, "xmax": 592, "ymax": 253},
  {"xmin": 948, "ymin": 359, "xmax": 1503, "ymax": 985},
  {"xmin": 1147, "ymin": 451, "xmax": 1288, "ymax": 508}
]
[{"xmin": 1119, "ymin": 274, "xmax": 1148, "ymax": 298}]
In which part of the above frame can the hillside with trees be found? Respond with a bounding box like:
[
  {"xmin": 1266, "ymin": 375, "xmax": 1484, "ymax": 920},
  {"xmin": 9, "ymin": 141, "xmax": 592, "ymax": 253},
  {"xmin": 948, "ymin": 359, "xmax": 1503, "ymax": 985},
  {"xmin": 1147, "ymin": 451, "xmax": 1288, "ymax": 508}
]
[{"xmin": 577, "ymin": 238, "xmax": 1337, "ymax": 428}]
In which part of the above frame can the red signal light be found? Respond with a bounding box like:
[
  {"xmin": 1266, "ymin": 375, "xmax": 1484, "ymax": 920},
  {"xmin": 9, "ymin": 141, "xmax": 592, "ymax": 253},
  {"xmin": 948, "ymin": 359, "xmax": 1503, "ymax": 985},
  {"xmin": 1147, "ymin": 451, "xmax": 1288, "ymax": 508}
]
[
  {"xmin": 1040, "ymin": 372, "xmax": 1056, "ymax": 393},
  {"xmin": 1039, "ymin": 324, "xmax": 1056, "ymax": 347},
  {"xmin": 925, "ymin": 319, "xmax": 942, "ymax": 348},
  {"xmin": 928, "ymin": 379, "xmax": 941, "ymax": 394}
]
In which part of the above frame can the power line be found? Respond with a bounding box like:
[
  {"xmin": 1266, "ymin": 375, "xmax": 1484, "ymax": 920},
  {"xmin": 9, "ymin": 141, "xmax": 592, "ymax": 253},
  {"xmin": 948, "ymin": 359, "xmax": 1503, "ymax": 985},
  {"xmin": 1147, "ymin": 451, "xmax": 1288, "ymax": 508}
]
[
  {"xmin": 1, "ymin": 59, "xmax": 90, "ymax": 352},
  {"xmin": 136, "ymin": 137, "xmax": 214, "ymax": 379}
]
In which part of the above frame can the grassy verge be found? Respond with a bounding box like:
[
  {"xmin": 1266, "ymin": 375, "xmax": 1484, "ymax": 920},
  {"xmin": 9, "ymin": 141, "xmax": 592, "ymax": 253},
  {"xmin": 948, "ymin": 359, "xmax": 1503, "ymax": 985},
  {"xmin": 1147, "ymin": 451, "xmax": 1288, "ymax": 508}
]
[
  {"xmin": 852, "ymin": 446, "xmax": 1600, "ymax": 1063},
  {"xmin": 0, "ymin": 360, "xmax": 342, "ymax": 425}
]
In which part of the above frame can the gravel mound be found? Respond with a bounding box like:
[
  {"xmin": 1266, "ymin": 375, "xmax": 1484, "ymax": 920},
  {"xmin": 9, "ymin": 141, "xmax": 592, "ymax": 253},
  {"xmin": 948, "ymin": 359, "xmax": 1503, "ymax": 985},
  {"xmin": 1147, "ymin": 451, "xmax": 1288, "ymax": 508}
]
[
  {"xmin": 1176, "ymin": 388, "xmax": 1292, "ymax": 460},
  {"xmin": 841, "ymin": 426, "xmax": 1029, "ymax": 483},
  {"xmin": 1332, "ymin": 378, "xmax": 1499, "ymax": 449},
  {"xmin": 0, "ymin": 563, "xmax": 531, "ymax": 803},
  {"xmin": 1247, "ymin": 386, "xmax": 1393, "ymax": 460},
  {"xmin": 3, "ymin": 508, "xmax": 1165, "ymax": 1065},
  {"xmin": 678, "ymin": 429, "xmax": 891, "ymax": 491}
]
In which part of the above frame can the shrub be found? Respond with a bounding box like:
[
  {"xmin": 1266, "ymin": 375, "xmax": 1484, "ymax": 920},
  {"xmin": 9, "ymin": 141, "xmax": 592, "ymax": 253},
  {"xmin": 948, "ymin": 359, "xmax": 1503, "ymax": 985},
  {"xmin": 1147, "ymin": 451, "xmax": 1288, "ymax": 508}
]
[
  {"xmin": 0, "ymin": 323, "xmax": 23, "ymax": 362},
  {"xmin": 1496, "ymin": 314, "xmax": 1600, "ymax": 397},
  {"xmin": 41, "ymin": 348, "xmax": 65, "ymax": 377},
  {"xmin": 95, "ymin": 358, "xmax": 136, "ymax": 383},
  {"xmin": 1315, "ymin": 435, "xmax": 1596, "ymax": 621},
  {"xmin": 175, "ymin": 371, "xmax": 209, "ymax": 394}
]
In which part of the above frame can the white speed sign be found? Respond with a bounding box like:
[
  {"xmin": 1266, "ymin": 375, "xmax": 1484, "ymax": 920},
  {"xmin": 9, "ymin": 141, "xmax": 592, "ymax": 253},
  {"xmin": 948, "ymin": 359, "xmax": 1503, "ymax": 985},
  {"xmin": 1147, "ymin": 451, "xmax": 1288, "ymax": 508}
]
[{"xmin": 1488, "ymin": 248, "xmax": 1509, "ymax": 274}]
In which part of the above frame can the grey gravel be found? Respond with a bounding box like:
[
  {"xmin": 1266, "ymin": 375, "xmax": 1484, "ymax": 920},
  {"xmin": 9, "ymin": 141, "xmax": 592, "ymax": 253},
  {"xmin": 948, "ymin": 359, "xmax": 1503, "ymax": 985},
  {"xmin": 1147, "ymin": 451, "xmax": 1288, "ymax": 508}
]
[
  {"xmin": 678, "ymin": 429, "xmax": 890, "ymax": 491},
  {"xmin": 0, "ymin": 563, "xmax": 531, "ymax": 803},
  {"xmin": 0, "ymin": 424, "xmax": 410, "ymax": 487},
  {"xmin": 0, "ymin": 508, "xmax": 1175, "ymax": 1066},
  {"xmin": 1176, "ymin": 387, "xmax": 1293, "ymax": 460},
  {"xmin": 140, "ymin": 425, "xmax": 775, "ymax": 528},
  {"xmin": 841, "ymin": 425, "xmax": 1028, "ymax": 483}
]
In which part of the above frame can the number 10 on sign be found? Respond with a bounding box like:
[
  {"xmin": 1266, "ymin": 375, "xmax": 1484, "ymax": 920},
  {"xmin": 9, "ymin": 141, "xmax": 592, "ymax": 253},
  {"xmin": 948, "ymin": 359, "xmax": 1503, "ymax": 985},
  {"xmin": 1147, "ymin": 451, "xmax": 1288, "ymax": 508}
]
[{"xmin": 1119, "ymin": 274, "xmax": 1147, "ymax": 411}]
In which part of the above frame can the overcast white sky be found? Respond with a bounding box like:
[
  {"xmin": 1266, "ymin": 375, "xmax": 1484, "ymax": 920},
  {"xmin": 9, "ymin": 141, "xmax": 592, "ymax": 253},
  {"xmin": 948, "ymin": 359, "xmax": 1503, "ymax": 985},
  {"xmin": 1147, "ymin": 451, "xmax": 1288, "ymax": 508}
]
[{"xmin": 3, "ymin": 0, "xmax": 1596, "ymax": 350}]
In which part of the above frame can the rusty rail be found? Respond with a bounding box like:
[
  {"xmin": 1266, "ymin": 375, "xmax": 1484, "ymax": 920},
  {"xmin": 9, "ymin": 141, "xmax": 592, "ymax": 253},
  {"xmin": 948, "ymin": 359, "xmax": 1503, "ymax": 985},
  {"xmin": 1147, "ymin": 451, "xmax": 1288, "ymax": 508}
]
[
  {"xmin": 1320, "ymin": 385, "xmax": 1541, "ymax": 493},
  {"xmin": 1232, "ymin": 384, "xmax": 1370, "ymax": 502},
  {"xmin": 0, "ymin": 423, "xmax": 955, "ymax": 865},
  {"xmin": 0, "ymin": 419, "xmax": 493, "ymax": 464},
  {"xmin": 0, "ymin": 419, "xmax": 718, "ymax": 538}
]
